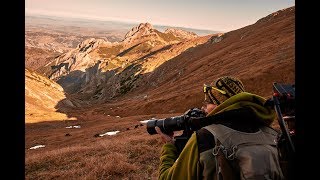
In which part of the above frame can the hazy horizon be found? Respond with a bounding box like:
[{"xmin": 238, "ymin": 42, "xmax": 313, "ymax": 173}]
[
  {"xmin": 25, "ymin": 14, "xmax": 220, "ymax": 36},
  {"xmin": 26, "ymin": 0, "xmax": 295, "ymax": 32}
]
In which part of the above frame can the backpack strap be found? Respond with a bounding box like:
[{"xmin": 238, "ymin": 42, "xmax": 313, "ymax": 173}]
[
  {"xmin": 213, "ymin": 138, "xmax": 238, "ymax": 180},
  {"xmin": 206, "ymin": 126, "xmax": 237, "ymax": 180}
]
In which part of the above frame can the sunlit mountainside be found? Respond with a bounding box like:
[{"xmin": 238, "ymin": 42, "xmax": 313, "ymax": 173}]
[
  {"xmin": 25, "ymin": 15, "xmax": 218, "ymax": 71},
  {"xmin": 25, "ymin": 68, "xmax": 76, "ymax": 123}
]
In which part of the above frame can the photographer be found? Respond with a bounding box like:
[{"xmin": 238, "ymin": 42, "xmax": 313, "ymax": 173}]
[{"xmin": 155, "ymin": 76, "xmax": 284, "ymax": 180}]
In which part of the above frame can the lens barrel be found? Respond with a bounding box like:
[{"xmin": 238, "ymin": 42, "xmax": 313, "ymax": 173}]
[{"xmin": 146, "ymin": 115, "xmax": 186, "ymax": 135}]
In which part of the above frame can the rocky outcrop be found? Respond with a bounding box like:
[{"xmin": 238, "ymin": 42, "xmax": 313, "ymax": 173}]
[
  {"xmin": 45, "ymin": 38, "xmax": 109, "ymax": 80},
  {"xmin": 164, "ymin": 28, "xmax": 198, "ymax": 39},
  {"xmin": 76, "ymin": 38, "xmax": 108, "ymax": 53},
  {"xmin": 210, "ymin": 33, "xmax": 224, "ymax": 44}
]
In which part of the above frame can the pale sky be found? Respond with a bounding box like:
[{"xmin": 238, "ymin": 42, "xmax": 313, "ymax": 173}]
[{"xmin": 25, "ymin": 0, "xmax": 295, "ymax": 32}]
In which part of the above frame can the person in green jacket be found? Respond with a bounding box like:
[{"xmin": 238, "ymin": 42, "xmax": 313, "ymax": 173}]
[{"xmin": 155, "ymin": 76, "xmax": 283, "ymax": 180}]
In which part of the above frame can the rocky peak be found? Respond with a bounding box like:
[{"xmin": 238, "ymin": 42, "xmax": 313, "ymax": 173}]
[
  {"xmin": 123, "ymin": 23, "xmax": 155, "ymax": 42},
  {"xmin": 76, "ymin": 38, "xmax": 107, "ymax": 53},
  {"xmin": 164, "ymin": 28, "xmax": 198, "ymax": 39}
]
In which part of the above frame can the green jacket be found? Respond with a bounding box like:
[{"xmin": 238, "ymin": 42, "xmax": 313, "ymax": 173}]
[{"xmin": 158, "ymin": 92, "xmax": 275, "ymax": 180}]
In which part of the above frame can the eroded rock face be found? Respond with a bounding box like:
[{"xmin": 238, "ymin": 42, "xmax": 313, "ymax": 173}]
[
  {"xmin": 45, "ymin": 38, "xmax": 109, "ymax": 80},
  {"xmin": 44, "ymin": 22, "xmax": 198, "ymax": 81}
]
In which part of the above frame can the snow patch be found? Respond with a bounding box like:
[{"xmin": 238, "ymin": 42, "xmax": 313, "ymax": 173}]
[
  {"xmin": 30, "ymin": 145, "xmax": 45, "ymax": 149},
  {"xmin": 66, "ymin": 125, "xmax": 81, "ymax": 129},
  {"xmin": 99, "ymin": 131, "xmax": 120, "ymax": 137}
]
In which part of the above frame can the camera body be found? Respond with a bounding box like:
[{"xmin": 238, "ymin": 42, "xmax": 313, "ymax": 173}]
[
  {"xmin": 273, "ymin": 83, "xmax": 295, "ymax": 132},
  {"xmin": 272, "ymin": 83, "xmax": 295, "ymax": 146},
  {"xmin": 272, "ymin": 82, "xmax": 295, "ymax": 179}
]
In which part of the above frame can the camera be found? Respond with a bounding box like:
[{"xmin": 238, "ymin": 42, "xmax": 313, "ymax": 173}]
[
  {"xmin": 273, "ymin": 83, "xmax": 295, "ymax": 115},
  {"xmin": 146, "ymin": 108, "xmax": 206, "ymax": 135},
  {"xmin": 272, "ymin": 82, "xmax": 295, "ymax": 179},
  {"xmin": 272, "ymin": 83, "xmax": 295, "ymax": 146},
  {"xmin": 145, "ymin": 107, "xmax": 206, "ymax": 153}
]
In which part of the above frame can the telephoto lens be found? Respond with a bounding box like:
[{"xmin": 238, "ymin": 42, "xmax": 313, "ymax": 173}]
[{"xmin": 146, "ymin": 115, "xmax": 186, "ymax": 135}]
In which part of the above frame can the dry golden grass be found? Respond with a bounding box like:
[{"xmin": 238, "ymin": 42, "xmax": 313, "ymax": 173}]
[
  {"xmin": 25, "ymin": 114, "xmax": 165, "ymax": 180},
  {"xmin": 25, "ymin": 113, "xmax": 286, "ymax": 180},
  {"xmin": 98, "ymin": 45, "xmax": 123, "ymax": 58}
]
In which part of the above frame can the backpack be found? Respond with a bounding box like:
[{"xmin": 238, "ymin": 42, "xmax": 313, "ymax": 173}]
[{"xmin": 204, "ymin": 124, "xmax": 284, "ymax": 180}]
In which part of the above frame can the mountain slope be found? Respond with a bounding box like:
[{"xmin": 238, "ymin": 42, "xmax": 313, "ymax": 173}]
[
  {"xmin": 25, "ymin": 68, "xmax": 76, "ymax": 123},
  {"xmin": 34, "ymin": 6, "xmax": 295, "ymax": 118},
  {"xmin": 86, "ymin": 6, "xmax": 295, "ymax": 117},
  {"xmin": 37, "ymin": 23, "xmax": 207, "ymax": 101}
]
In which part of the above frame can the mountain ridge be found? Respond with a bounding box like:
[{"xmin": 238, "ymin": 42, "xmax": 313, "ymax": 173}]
[
  {"xmin": 36, "ymin": 22, "xmax": 208, "ymax": 98},
  {"xmin": 26, "ymin": 6, "xmax": 295, "ymax": 121}
]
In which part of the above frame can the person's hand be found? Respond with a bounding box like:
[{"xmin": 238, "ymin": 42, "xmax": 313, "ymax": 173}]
[{"xmin": 155, "ymin": 127, "xmax": 175, "ymax": 144}]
